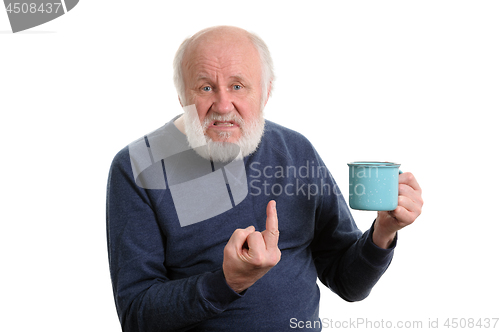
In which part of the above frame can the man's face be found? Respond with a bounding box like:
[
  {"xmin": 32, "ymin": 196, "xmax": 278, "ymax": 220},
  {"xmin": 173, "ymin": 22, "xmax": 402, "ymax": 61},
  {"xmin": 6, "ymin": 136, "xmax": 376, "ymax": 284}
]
[{"xmin": 182, "ymin": 31, "xmax": 264, "ymax": 144}]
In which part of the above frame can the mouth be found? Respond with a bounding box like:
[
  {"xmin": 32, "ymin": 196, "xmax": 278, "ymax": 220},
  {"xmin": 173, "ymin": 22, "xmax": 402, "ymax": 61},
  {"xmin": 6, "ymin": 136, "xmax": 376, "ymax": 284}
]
[{"xmin": 210, "ymin": 121, "xmax": 239, "ymax": 128}]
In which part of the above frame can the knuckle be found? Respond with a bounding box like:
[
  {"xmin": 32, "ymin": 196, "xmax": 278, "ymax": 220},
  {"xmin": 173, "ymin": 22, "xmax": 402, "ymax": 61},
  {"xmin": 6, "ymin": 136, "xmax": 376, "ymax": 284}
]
[
  {"xmin": 252, "ymin": 253, "xmax": 265, "ymax": 266},
  {"xmin": 223, "ymin": 244, "xmax": 233, "ymax": 256},
  {"xmin": 416, "ymin": 206, "xmax": 423, "ymax": 216},
  {"xmin": 398, "ymin": 184, "xmax": 406, "ymax": 193},
  {"xmin": 247, "ymin": 231, "xmax": 261, "ymax": 243},
  {"xmin": 393, "ymin": 206, "xmax": 402, "ymax": 216},
  {"xmin": 273, "ymin": 250, "xmax": 282, "ymax": 265},
  {"xmin": 254, "ymin": 250, "xmax": 281, "ymax": 268},
  {"xmin": 232, "ymin": 228, "xmax": 244, "ymax": 237}
]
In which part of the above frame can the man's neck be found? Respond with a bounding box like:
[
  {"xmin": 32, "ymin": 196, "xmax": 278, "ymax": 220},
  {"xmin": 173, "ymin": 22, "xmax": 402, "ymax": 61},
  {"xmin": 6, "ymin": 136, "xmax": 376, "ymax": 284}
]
[{"xmin": 174, "ymin": 115, "xmax": 186, "ymax": 135}]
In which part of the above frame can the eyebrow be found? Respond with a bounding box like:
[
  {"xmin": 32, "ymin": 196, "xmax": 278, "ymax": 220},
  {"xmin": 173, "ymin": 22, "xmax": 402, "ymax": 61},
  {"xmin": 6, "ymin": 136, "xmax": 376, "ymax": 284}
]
[
  {"xmin": 195, "ymin": 74, "xmax": 247, "ymax": 82},
  {"xmin": 229, "ymin": 75, "xmax": 245, "ymax": 81},
  {"xmin": 196, "ymin": 75, "xmax": 211, "ymax": 81}
]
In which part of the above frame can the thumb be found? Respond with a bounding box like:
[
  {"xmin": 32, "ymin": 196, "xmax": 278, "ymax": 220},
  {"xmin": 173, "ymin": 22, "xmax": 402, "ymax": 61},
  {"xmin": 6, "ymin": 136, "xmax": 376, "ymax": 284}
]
[{"xmin": 228, "ymin": 225, "xmax": 255, "ymax": 250}]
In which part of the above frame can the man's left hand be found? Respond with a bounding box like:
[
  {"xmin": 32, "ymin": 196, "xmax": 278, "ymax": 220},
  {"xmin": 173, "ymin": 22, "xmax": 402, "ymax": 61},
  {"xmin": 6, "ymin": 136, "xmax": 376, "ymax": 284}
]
[{"xmin": 373, "ymin": 172, "xmax": 423, "ymax": 249}]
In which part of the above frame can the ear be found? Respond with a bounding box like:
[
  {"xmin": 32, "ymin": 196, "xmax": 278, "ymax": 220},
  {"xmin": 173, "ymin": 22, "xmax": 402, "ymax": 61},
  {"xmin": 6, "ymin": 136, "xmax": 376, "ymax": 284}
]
[
  {"xmin": 178, "ymin": 96, "xmax": 184, "ymax": 107},
  {"xmin": 264, "ymin": 81, "xmax": 273, "ymax": 106}
]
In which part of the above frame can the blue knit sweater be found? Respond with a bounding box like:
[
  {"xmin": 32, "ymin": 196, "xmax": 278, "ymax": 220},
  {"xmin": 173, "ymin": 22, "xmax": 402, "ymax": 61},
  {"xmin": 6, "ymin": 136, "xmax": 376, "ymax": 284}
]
[{"xmin": 106, "ymin": 117, "xmax": 396, "ymax": 331}]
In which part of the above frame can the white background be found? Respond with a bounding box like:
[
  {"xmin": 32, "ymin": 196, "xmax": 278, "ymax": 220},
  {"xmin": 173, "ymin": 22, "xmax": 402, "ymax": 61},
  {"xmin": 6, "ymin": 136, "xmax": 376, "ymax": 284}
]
[{"xmin": 1, "ymin": 1, "xmax": 499, "ymax": 331}]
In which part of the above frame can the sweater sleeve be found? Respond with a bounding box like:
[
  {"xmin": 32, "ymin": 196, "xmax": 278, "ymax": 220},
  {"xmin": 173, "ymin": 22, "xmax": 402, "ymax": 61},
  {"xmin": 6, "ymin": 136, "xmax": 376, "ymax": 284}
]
[
  {"xmin": 106, "ymin": 148, "xmax": 242, "ymax": 332},
  {"xmin": 310, "ymin": 157, "xmax": 396, "ymax": 302}
]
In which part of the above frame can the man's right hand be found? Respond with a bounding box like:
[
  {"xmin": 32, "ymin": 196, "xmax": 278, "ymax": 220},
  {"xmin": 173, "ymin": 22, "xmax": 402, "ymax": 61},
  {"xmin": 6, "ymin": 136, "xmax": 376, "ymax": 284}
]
[{"xmin": 222, "ymin": 200, "xmax": 281, "ymax": 294}]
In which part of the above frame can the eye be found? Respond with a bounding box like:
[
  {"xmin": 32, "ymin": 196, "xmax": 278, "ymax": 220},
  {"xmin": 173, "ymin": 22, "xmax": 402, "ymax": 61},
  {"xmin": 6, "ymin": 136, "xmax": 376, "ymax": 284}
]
[
  {"xmin": 202, "ymin": 86, "xmax": 212, "ymax": 92},
  {"xmin": 233, "ymin": 84, "xmax": 242, "ymax": 90}
]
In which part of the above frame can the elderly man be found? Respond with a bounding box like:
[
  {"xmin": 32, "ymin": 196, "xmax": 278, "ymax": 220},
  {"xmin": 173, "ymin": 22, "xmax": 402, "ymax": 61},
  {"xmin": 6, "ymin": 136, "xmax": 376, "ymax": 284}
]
[{"xmin": 106, "ymin": 26, "xmax": 423, "ymax": 331}]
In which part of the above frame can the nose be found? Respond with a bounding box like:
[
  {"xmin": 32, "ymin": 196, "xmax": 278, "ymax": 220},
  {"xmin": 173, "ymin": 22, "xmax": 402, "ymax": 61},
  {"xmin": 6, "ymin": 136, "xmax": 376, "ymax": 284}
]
[{"xmin": 212, "ymin": 88, "xmax": 234, "ymax": 114}]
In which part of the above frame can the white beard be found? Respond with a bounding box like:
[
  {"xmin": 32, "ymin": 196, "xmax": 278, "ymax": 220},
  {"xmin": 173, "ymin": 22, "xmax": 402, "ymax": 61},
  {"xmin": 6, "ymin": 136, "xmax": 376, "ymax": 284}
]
[{"xmin": 182, "ymin": 104, "xmax": 265, "ymax": 163}]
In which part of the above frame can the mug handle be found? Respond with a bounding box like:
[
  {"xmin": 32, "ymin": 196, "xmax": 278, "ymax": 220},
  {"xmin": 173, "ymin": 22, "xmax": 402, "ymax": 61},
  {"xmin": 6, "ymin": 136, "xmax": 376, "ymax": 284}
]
[{"xmin": 399, "ymin": 170, "xmax": 403, "ymax": 174}]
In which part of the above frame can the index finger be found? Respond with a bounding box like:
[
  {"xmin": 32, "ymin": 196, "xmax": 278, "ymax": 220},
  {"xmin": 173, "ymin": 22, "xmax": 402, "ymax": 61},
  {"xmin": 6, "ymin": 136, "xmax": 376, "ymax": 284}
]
[
  {"xmin": 399, "ymin": 172, "xmax": 422, "ymax": 193},
  {"xmin": 263, "ymin": 200, "xmax": 279, "ymax": 248}
]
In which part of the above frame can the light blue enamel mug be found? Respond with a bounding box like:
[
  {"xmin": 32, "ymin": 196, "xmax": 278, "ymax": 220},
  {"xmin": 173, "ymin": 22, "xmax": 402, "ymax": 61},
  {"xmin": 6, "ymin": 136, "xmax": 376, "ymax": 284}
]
[{"xmin": 347, "ymin": 162, "xmax": 402, "ymax": 211}]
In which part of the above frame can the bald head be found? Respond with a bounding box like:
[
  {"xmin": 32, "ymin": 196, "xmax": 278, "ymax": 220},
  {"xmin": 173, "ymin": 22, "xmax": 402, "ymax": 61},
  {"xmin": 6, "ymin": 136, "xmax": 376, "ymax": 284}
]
[{"xmin": 187, "ymin": 26, "xmax": 254, "ymax": 51}]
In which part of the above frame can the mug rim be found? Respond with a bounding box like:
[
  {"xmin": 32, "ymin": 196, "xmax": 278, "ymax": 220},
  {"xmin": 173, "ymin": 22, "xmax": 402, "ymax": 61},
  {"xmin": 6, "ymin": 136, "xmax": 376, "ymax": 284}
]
[{"xmin": 347, "ymin": 161, "xmax": 401, "ymax": 167}]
